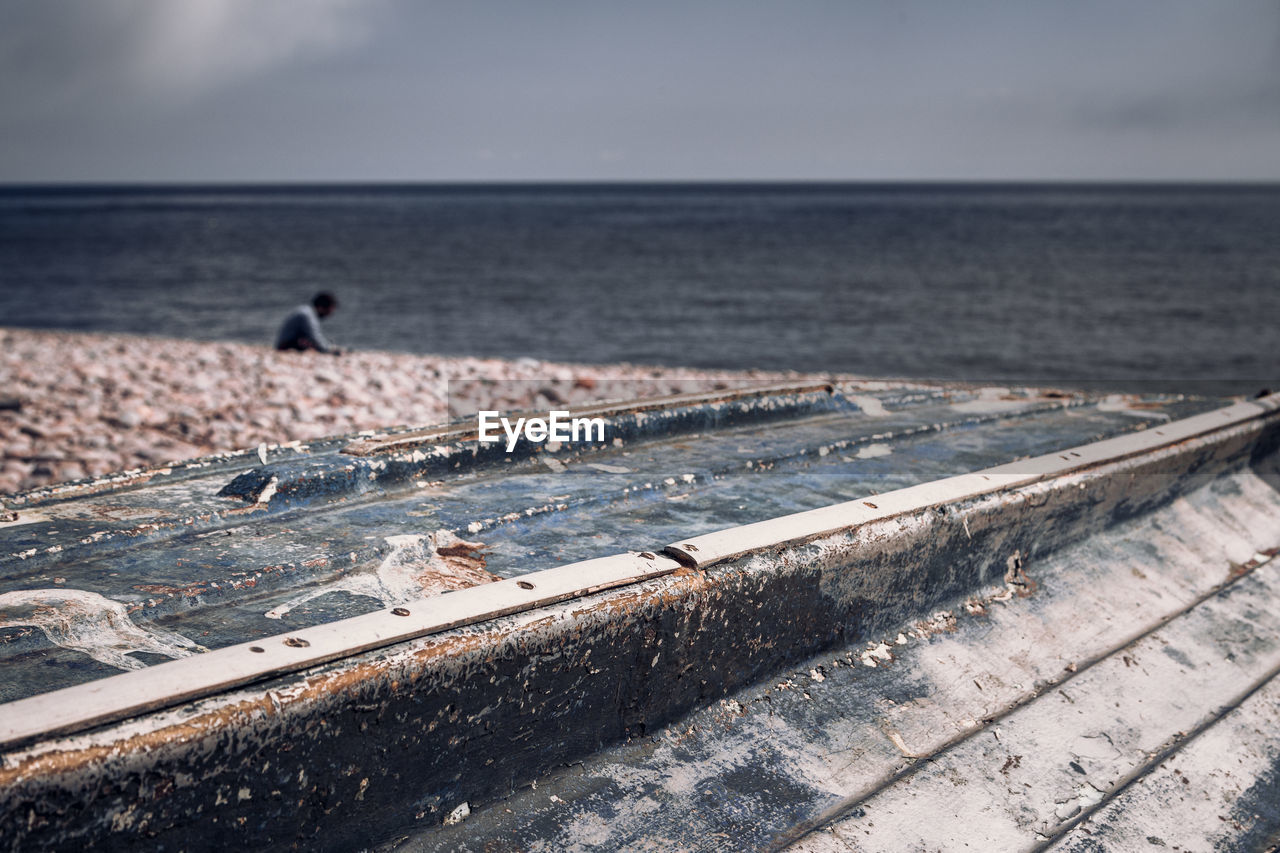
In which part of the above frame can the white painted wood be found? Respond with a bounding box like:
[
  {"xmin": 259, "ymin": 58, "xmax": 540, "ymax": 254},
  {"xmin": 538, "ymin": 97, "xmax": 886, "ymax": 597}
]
[
  {"xmin": 788, "ymin": 557, "xmax": 1280, "ymax": 851},
  {"xmin": 1047, "ymin": 673, "xmax": 1280, "ymax": 852},
  {"xmin": 0, "ymin": 551, "xmax": 680, "ymax": 750},
  {"xmin": 667, "ymin": 394, "xmax": 1280, "ymax": 567}
]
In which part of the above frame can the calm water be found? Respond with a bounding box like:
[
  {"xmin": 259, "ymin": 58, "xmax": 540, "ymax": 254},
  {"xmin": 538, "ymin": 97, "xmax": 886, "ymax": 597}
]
[{"xmin": 1, "ymin": 183, "xmax": 1278, "ymax": 391}]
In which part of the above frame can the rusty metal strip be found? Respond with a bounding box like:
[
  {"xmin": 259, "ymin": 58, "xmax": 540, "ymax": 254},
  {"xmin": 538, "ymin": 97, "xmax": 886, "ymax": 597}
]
[
  {"xmin": 665, "ymin": 394, "xmax": 1280, "ymax": 568},
  {"xmin": 341, "ymin": 381, "xmax": 836, "ymax": 456},
  {"xmin": 0, "ymin": 552, "xmax": 680, "ymax": 751}
]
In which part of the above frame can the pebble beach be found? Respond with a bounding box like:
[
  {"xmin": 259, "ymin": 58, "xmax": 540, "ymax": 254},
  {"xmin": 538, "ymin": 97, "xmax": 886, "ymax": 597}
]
[{"xmin": 0, "ymin": 328, "xmax": 816, "ymax": 497}]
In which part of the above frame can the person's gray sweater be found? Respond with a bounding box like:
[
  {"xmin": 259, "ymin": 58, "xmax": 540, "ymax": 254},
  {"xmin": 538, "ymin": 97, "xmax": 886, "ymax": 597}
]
[{"xmin": 274, "ymin": 304, "xmax": 335, "ymax": 352}]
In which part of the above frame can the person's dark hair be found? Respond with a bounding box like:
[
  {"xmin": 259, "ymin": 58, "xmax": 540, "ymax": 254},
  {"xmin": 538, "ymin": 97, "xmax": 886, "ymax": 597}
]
[{"xmin": 312, "ymin": 292, "xmax": 338, "ymax": 311}]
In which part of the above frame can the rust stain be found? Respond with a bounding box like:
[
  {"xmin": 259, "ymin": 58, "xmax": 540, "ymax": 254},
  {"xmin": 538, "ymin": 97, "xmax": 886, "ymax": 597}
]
[
  {"xmin": 264, "ymin": 531, "xmax": 497, "ymax": 619},
  {"xmin": 1227, "ymin": 546, "xmax": 1279, "ymax": 582},
  {"xmin": 911, "ymin": 610, "xmax": 958, "ymax": 638},
  {"xmin": 0, "ymin": 692, "xmax": 281, "ymax": 786},
  {"xmin": 46, "ymin": 503, "xmax": 176, "ymax": 523},
  {"xmin": 431, "ymin": 541, "xmax": 494, "ymax": 589},
  {"xmin": 132, "ymin": 584, "xmax": 209, "ymax": 598},
  {"xmin": 1003, "ymin": 550, "xmax": 1037, "ymax": 598},
  {"xmin": 123, "ymin": 565, "xmax": 304, "ymax": 612},
  {"xmin": 8, "ymin": 468, "xmax": 168, "ymax": 508},
  {"xmin": 1121, "ymin": 398, "xmax": 1177, "ymax": 410}
]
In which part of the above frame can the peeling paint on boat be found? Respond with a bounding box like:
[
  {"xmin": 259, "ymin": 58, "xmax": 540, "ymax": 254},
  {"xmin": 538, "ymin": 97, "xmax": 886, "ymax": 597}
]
[
  {"xmin": 263, "ymin": 531, "xmax": 494, "ymax": 619},
  {"xmin": 0, "ymin": 588, "xmax": 205, "ymax": 670},
  {"xmin": 847, "ymin": 394, "xmax": 888, "ymax": 417},
  {"xmin": 854, "ymin": 442, "xmax": 892, "ymax": 459}
]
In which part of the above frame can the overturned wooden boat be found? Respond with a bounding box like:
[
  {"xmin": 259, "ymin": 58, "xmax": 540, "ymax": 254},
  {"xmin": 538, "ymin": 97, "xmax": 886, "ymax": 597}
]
[{"xmin": 2, "ymin": 381, "xmax": 1280, "ymax": 851}]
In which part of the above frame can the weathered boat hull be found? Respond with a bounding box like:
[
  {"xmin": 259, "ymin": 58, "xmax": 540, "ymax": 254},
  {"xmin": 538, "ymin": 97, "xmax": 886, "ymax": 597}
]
[{"xmin": 2, "ymin": 383, "xmax": 1279, "ymax": 850}]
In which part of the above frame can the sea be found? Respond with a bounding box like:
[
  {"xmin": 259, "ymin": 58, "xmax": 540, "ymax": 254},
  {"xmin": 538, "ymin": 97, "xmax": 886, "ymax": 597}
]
[{"xmin": 1, "ymin": 183, "xmax": 1278, "ymax": 394}]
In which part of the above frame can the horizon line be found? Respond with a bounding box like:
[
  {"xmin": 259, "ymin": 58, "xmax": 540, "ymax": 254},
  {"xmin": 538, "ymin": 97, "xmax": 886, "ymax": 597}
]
[{"xmin": 3, "ymin": 177, "xmax": 1280, "ymax": 190}]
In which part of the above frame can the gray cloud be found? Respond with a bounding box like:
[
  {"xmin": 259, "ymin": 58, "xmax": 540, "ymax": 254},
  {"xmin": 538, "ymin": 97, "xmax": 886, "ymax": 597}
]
[
  {"xmin": 1067, "ymin": 84, "xmax": 1280, "ymax": 134},
  {"xmin": 0, "ymin": 0, "xmax": 377, "ymax": 118},
  {"xmin": 2, "ymin": 0, "xmax": 1278, "ymax": 181}
]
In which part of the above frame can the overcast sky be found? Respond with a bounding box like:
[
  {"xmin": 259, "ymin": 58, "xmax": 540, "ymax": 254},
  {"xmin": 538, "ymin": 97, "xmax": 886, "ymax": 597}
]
[{"xmin": 2, "ymin": 0, "xmax": 1278, "ymax": 182}]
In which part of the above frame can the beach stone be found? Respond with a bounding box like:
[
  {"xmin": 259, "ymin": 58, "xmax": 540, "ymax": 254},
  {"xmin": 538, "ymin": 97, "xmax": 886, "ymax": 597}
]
[
  {"xmin": 3, "ymin": 437, "xmax": 33, "ymax": 459},
  {"xmin": 1, "ymin": 461, "xmax": 31, "ymax": 479},
  {"xmin": 0, "ymin": 328, "xmax": 814, "ymax": 495},
  {"xmin": 16, "ymin": 420, "xmax": 46, "ymax": 439},
  {"xmin": 55, "ymin": 462, "xmax": 86, "ymax": 482}
]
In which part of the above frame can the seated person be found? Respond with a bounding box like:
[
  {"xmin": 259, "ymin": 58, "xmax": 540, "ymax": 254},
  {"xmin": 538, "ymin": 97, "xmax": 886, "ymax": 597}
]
[{"xmin": 275, "ymin": 292, "xmax": 341, "ymax": 354}]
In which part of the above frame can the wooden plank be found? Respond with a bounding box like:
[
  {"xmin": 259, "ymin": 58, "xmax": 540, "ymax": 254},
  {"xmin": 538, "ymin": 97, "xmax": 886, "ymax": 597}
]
[
  {"xmin": 666, "ymin": 394, "xmax": 1280, "ymax": 567},
  {"xmin": 1047, "ymin": 672, "xmax": 1280, "ymax": 852},
  {"xmin": 0, "ymin": 551, "xmax": 680, "ymax": 750},
  {"xmin": 789, "ymin": 558, "xmax": 1280, "ymax": 851}
]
